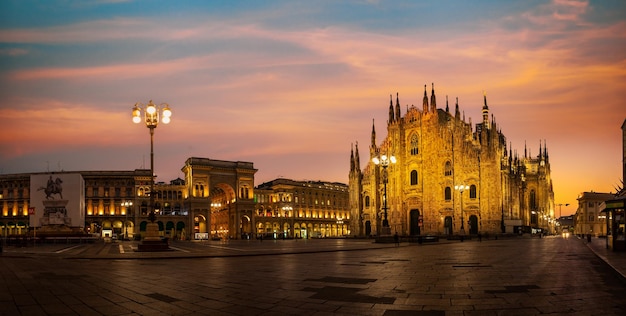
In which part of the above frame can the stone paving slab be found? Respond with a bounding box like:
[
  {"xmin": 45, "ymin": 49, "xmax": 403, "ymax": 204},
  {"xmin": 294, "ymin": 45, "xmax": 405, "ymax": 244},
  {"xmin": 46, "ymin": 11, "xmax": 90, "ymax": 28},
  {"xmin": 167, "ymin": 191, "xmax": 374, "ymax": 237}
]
[{"xmin": 1, "ymin": 236, "xmax": 626, "ymax": 315}]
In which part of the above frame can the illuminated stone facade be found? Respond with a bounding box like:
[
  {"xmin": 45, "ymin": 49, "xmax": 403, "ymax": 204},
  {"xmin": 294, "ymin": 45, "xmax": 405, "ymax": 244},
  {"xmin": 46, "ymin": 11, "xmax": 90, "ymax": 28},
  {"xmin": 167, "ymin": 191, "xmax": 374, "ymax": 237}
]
[
  {"xmin": 0, "ymin": 157, "xmax": 258, "ymax": 240},
  {"xmin": 349, "ymin": 85, "xmax": 556, "ymax": 237},
  {"xmin": 181, "ymin": 157, "xmax": 257, "ymax": 240},
  {"xmin": 254, "ymin": 178, "xmax": 349, "ymax": 239},
  {"xmin": 574, "ymin": 192, "xmax": 612, "ymax": 237}
]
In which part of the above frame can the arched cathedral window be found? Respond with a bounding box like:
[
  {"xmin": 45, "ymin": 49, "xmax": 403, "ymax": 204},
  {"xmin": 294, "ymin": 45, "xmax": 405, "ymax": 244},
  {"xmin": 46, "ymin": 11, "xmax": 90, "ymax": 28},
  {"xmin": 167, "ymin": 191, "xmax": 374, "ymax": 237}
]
[
  {"xmin": 364, "ymin": 196, "xmax": 370, "ymax": 207},
  {"xmin": 410, "ymin": 134, "xmax": 419, "ymax": 155},
  {"xmin": 444, "ymin": 161, "xmax": 452, "ymax": 176},
  {"xmin": 469, "ymin": 185, "xmax": 477, "ymax": 199},
  {"xmin": 410, "ymin": 170, "xmax": 418, "ymax": 185},
  {"xmin": 529, "ymin": 190, "xmax": 537, "ymax": 211},
  {"xmin": 444, "ymin": 187, "xmax": 452, "ymax": 201}
]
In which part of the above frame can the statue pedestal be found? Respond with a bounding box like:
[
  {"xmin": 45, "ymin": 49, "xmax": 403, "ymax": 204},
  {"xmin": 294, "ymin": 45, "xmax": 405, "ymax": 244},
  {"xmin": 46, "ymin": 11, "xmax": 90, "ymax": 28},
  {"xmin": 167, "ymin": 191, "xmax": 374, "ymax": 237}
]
[
  {"xmin": 380, "ymin": 226, "xmax": 392, "ymax": 236},
  {"xmin": 137, "ymin": 222, "xmax": 170, "ymax": 252}
]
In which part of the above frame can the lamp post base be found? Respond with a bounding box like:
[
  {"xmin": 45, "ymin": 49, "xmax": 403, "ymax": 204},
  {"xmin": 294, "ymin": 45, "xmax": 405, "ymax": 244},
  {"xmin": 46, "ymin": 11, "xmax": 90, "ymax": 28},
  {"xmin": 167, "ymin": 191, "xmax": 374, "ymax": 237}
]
[
  {"xmin": 380, "ymin": 226, "xmax": 392, "ymax": 236},
  {"xmin": 137, "ymin": 222, "xmax": 170, "ymax": 252}
]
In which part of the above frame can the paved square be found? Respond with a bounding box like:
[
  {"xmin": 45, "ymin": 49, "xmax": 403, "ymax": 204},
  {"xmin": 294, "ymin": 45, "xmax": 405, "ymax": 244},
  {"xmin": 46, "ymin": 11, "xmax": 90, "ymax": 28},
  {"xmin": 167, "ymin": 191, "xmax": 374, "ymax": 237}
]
[{"xmin": 1, "ymin": 237, "xmax": 626, "ymax": 315}]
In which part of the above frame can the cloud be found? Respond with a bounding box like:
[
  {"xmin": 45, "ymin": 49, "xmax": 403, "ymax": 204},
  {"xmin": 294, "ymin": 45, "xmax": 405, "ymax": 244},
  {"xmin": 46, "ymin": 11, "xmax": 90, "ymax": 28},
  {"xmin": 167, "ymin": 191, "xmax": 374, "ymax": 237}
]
[{"xmin": 0, "ymin": 48, "xmax": 28, "ymax": 56}]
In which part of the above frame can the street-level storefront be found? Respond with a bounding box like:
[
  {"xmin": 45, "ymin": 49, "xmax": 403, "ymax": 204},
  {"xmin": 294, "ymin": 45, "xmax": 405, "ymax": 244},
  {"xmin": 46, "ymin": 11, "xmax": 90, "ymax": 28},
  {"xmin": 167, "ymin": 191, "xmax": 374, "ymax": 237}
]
[{"xmin": 603, "ymin": 196, "xmax": 626, "ymax": 251}]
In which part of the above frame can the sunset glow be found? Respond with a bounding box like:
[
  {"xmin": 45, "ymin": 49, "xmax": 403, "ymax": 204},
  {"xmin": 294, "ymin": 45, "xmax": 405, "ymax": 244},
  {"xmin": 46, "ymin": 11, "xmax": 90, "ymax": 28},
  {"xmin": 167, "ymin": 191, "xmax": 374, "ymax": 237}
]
[{"xmin": 1, "ymin": 0, "xmax": 625, "ymax": 216}]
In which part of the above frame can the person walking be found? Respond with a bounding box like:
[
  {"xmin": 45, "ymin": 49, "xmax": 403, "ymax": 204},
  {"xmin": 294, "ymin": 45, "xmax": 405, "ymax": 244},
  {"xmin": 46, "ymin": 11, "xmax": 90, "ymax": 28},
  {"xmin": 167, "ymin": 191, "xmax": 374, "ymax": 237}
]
[{"xmin": 394, "ymin": 232, "xmax": 399, "ymax": 247}]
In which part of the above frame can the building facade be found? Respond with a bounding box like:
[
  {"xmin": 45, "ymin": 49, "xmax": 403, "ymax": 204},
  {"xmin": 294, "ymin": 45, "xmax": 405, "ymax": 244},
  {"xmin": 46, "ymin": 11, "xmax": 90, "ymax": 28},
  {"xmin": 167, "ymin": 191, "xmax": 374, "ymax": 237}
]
[
  {"xmin": 574, "ymin": 192, "xmax": 613, "ymax": 237},
  {"xmin": 0, "ymin": 157, "xmax": 258, "ymax": 240},
  {"xmin": 254, "ymin": 178, "xmax": 350, "ymax": 239},
  {"xmin": 0, "ymin": 158, "xmax": 354, "ymax": 240},
  {"xmin": 349, "ymin": 85, "xmax": 556, "ymax": 237}
]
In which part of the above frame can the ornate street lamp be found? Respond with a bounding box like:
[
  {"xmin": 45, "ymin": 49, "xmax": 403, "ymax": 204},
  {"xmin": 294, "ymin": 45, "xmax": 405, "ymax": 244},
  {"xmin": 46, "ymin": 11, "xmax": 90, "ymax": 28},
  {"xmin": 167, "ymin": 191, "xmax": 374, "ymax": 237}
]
[
  {"xmin": 373, "ymin": 154, "xmax": 396, "ymax": 235},
  {"xmin": 132, "ymin": 100, "xmax": 172, "ymax": 224},
  {"xmin": 455, "ymin": 184, "xmax": 469, "ymax": 234}
]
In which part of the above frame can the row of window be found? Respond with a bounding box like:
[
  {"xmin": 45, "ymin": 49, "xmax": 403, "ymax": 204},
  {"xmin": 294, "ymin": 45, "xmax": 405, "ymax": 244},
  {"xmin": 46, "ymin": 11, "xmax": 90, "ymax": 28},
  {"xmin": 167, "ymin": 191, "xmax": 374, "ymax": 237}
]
[
  {"xmin": 364, "ymin": 184, "xmax": 477, "ymax": 207},
  {"xmin": 255, "ymin": 193, "xmax": 348, "ymax": 208},
  {"xmin": 255, "ymin": 209, "xmax": 349, "ymax": 220}
]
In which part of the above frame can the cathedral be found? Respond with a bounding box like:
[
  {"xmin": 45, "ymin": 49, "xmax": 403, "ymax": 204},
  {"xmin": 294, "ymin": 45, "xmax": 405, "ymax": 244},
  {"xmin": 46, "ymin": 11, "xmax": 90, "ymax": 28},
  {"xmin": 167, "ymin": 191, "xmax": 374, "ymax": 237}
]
[{"xmin": 349, "ymin": 84, "xmax": 555, "ymax": 237}]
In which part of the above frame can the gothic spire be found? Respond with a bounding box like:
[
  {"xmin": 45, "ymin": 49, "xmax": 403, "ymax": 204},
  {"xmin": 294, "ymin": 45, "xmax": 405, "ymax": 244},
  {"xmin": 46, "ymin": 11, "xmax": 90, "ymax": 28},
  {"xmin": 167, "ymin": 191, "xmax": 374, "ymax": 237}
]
[
  {"xmin": 455, "ymin": 97, "xmax": 460, "ymax": 118},
  {"xmin": 371, "ymin": 119, "xmax": 376, "ymax": 148},
  {"xmin": 430, "ymin": 82, "xmax": 437, "ymax": 113},
  {"xmin": 395, "ymin": 92, "xmax": 401, "ymax": 121},
  {"xmin": 422, "ymin": 84, "xmax": 428, "ymax": 113},
  {"xmin": 355, "ymin": 141, "xmax": 360, "ymax": 170},
  {"xmin": 388, "ymin": 94, "xmax": 394, "ymax": 124},
  {"xmin": 482, "ymin": 90, "xmax": 489, "ymax": 129},
  {"xmin": 445, "ymin": 95, "xmax": 449, "ymax": 113},
  {"xmin": 350, "ymin": 143, "xmax": 355, "ymax": 171},
  {"xmin": 524, "ymin": 141, "xmax": 527, "ymax": 158}
]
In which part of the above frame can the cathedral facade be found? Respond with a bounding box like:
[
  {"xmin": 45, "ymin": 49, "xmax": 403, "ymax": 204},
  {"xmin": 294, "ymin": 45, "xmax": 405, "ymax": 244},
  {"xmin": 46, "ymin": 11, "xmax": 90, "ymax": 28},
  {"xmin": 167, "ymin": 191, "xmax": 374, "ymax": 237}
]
[{"xmin": 349, "ymin": 84, "xmax": 555, "ymax": 237}]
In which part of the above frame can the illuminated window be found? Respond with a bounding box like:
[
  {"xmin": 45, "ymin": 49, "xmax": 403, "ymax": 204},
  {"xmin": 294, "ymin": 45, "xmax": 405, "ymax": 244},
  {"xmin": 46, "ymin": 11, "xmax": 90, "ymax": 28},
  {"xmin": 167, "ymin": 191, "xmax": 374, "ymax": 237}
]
[
  {"xmin": 444, "ymin": 161, "xmax": 452, "ymax": 176},
  {"xmin": 530, "ymin": 190, "xmax": 537, "ymax": 211},
  {"xmin": 410, "ymin": 134, "xmax": 419, "ymax": 155},
  {"xmin": 469, "ymin": 185, "xmax": 477, "ymax": 199}
]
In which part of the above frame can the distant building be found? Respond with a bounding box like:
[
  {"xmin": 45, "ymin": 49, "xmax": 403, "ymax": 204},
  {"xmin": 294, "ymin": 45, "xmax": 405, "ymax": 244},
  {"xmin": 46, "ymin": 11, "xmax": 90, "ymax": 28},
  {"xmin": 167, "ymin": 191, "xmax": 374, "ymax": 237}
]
[
  {"xmin": 349, "ymin": 85, "xmax": 556, "ymax": 237},
  {"xmin": 556, "ymin": 215, "xmax": 574, "ymax": 234},
  {"xmin": 254, "ymin": 178, "xmax": 349, "ymax": 239},
  {"xmin": 574, "ymin": 192, "xmax": 613, "ymax": 237}
]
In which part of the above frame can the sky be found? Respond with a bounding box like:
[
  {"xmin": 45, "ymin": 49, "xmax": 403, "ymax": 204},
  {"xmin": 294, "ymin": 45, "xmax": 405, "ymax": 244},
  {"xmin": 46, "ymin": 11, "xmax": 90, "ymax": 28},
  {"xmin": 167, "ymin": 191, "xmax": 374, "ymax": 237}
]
[{"xmin": 1, "ymin": 0, "xmax": 625, "ymax": 217}]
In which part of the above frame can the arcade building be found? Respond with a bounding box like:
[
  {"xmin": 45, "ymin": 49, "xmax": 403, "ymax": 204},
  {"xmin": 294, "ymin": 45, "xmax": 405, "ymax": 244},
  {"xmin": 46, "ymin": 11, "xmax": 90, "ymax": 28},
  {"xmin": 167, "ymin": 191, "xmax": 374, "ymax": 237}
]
[{"xmin": 0, "ymin": 157, "xmax": 351, "ymax": 240}]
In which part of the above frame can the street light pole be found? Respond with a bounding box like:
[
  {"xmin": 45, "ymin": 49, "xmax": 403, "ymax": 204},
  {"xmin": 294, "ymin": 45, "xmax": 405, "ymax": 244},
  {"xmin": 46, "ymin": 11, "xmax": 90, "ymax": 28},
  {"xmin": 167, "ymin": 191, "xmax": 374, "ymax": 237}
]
[
  {"xmin": 556, "ymin": 203, "xmax": 570, "ymax": 218},
  {"xmin": 132, "ymin": 100, "xmax": 171, "ymax": 224},
  {"xmin": 132, "ymin": 100, "xmax": 171, "ymax": 250},
  {"xmin": 455, "ymin": 184, "xmax": 469, "ymax": 234},
  {"xmin": 373, "ymin": 154, "xmax": 396, "ymax": 235}
]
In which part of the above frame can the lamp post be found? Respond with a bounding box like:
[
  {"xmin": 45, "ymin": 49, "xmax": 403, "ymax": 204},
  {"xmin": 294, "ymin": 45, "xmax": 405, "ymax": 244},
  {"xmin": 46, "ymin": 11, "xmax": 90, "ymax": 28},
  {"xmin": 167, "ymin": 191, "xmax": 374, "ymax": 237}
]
[
  {"xmin": 373, "ymin": 154, "xmax": 396, "ymax": 235},
  {"xmin": 132, "ymin": 100, "xmax": 171, "ymax": 250},
  {"xmin": 556, "ymin": 203, "xmax": 570, "ymax": 218},
  {"xmin": 132, "ymin": 100, "xmax": 172, "ymax": 224},
  {"xmin": 455, "ymin": 184, "xmax": 469, "ymax": 234}
]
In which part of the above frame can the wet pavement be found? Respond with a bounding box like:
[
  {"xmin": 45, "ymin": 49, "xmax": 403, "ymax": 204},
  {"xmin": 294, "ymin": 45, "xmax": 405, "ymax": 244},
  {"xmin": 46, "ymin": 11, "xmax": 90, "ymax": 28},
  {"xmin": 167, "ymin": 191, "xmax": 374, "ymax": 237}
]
[{"xmin": 1, "ymin": 236, "xmax": 626, "ymax": 315}]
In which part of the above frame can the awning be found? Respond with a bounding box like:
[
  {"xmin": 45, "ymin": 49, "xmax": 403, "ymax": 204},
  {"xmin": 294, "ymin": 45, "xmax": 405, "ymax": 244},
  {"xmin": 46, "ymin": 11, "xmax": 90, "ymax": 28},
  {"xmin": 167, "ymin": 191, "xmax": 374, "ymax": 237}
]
[{"xmin": 604, "ymin": 195, "xmax": 626, "ymax": 211}]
